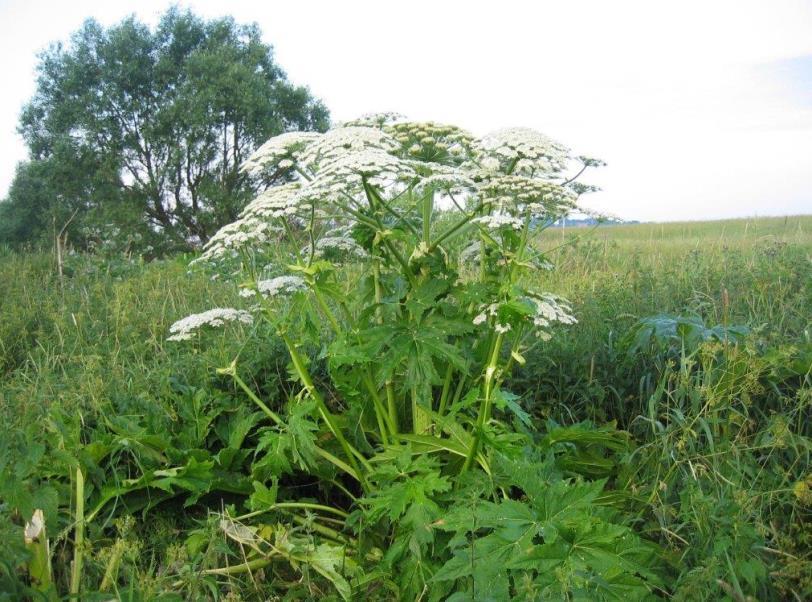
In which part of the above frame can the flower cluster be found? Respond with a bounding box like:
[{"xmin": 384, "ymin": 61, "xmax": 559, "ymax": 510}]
[
  {"xmin": 472, "ymin": 303, "xmax": 512, "ymax": 334},
  {"xmin": 471, "ymin": 292, "xmax": 576, "ymax": 339},
  {"xmin": 477, "ymin": 175, "xmax": 576, "ymax": 218},
  {"xmin": 297, "ymin": 149, "xmax": 415, "ymax": 206},
  {"xmin": 240, "ymin": 183, "xmax": 304, "ymax": 220},
  {"xmin": 240, "ymin": 132, "xmax": 321, "ymax": 176},
  {"xmin": 197, "ymin": 118, "xmax": 600, "ymax": 282},
  {"xmin": 526, "ymin": 293, "xmax": 577, "ymax": 339},
  {"xmin": 384, "ymin": 121, "xmax": 474, "ymax": 164},
  {"xmin": 167, "ymin": 308, "xmax": 253, "ymax": 341},
  {"xmin": 472, "ymin": 214, "xmax": 525, "ymax": 231},
  {"xmin": 306, "ymin": 236, "xmax": 369, "ymax": 260},
  {"xmin": 256, "ymin": 275, "xmax": 308, "ymax": 298},
  {"xmin": 341, "ymin": 112, "xmax": 406, "ymax": 128},
  {"xmin": 413, "ymin": 171, "xmax": 477, "ymax": 197},
  {"xmin": 478, "ymin": 127, "xmax": 569, "ymax": 175},
  {"xmin": 194, "ymin": 217, "xmax": 283, "ymax": 264},
  {"xmin": 298, "ymin": 127, "xmax": 401, "ymax": 172}
]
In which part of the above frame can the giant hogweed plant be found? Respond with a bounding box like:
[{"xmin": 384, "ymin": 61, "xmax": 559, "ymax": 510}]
[{"xmin": 169, "ymin": 116, "xmax": 662, "ymax": 599}]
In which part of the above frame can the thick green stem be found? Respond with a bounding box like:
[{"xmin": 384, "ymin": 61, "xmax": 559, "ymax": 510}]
[
  {"xmin": 232, "ymin": 372, "xmax": 284, "ymax": 426},
  {"xmin": 431, "ymin": 201, "xmax": 484, "ymax": 250},
  {"xmin": 461, "ymin": 332, "xmax": 505, "ymax": 474},
  {"xmin": 372, "ymin": 261, "xmax": 399, "ymax": 433},
  {"xmin": 312, "ymin": 286, "xmax": 340, "ymax": 333},
  {"xmin": 288, "ymin": 514, "xmax": 351, "ymax": 543},
  {"xmin": 203, "ymin": 557, "xmax": 274, "ymax": 576},
  {"xmin": 479, "ymin": 231, "xmax": 488, "ymax": 283},
  {"xmin": 337, "ymin": 202, "xmax": 382, "ymax": 231},
  {"xmin": 363, "ymin": 371, "xmax": 394, "ymax": 445},
  {"xmin": 23, "ymin": 510, "xmax": 56, "ymax": 600},
  {"xmin": 357, "ymin": 183, "xmax": 417, "ymax": 283},
  {"xmin": 282, "ymin": 334, "xmax": 369, "ymax": 489},
  {"xmin": 314, "ymin": 447, "xmax": 361, "ymax": 482},
  {"xmin": 386, "ymin": 382, "xmax": 399, "ymax": 434},
  {"xmin": 99, "ymin": 540, "xmax": 125, "ymax": 592},
  {"xmin": 422, "ymin": 190, "xmax": 433, "ymax": 244},
  {"xmin": 307, "ymin": 203, "xmax": 317, "ymax": 266},
  {"xmin": 450, "ymin": 374, "xmax": 468, "ymax": 410},
  {"xmin": 437, "ymin": 363, "xmax": 454, "ymax": 417},
  {"xmin": 365, "ymin": 181, "xmax": 420, "ymax": 237},
  {"xmin": 283, "ymin": 220, "xmax": 304, "ymax": 264},
  {"xmin": 236, "ymin": 502, "xmax": 349, "ymax": 522},
  {"xmin": 70, "ymin": 468, "xmax": 85, "ymax": 597},
  {"xmin": 507, "ymin": 210, "xmax": 532, "ymax": 285}
]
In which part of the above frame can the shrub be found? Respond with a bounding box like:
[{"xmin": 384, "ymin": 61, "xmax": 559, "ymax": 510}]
[{"xmin": 158, "ymin": 115, "xmax": 663, "ymax": 598}]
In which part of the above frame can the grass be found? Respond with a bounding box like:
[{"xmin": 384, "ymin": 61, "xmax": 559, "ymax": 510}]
[{"xmin": 0, "ymin": 215, "xmax": 809, "ymax": 600}]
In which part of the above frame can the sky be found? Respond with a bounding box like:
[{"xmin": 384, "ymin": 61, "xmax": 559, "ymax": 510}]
[{"xmin": 0, "ymin": 0, "xmax": 810, "ymax": 222}]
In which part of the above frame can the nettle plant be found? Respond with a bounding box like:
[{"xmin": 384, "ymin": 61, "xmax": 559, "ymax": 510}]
[{"xmin": 170, "ymin": 115, "xmax": 660, "ymax": 599}]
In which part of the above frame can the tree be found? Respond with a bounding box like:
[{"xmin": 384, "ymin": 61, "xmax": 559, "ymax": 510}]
[{"xmin": 4, "ymin": 7, "xmax": 329, "ymax": 251}]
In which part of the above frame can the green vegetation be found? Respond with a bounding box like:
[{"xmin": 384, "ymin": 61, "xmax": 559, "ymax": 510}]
[{"xmin": 1, "ymin": 213, "xmax": 809, "ymax": 600}]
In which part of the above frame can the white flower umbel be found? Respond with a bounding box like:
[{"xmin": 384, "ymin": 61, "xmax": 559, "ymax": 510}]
[
  {"xmin": 340, "ymin": 112, "xmax": 406, "ymax": 128},
  {"xmin": 414, "ymin": 172, "xmax": 477, "ymax": 197},
  {"xmin": 472, "ymin": 214, "xmax": 525, "ymax": 231},
  {"xmin": 298, "ymin": 127, "xmax": 401, "ymax": 172},
  {"xmin": 194, "ymin": 217, "xmax": 284, "ymax": 264},
  {"xmin": 256, "ymin": 275, "xmax": 308, "ymax": 298},
  {"xmin": 385, "ymin": 121, "xmax": 474, "ymax": 164},
  {"xmin": 478, "ymin": 127, "xmax": 569, "ymax": 176},
  {"xmin": 305, "ymin": 236, "xmax": 369, "ymax": 260},
  {"xmin": 241, "ymin": 132, "xmax": 322, "ymax": 176},
  {"xmin": 240, "ymin": 183, "xmax": 304, "ymax": 220},
  {"xmin": 297, "ymin": 149, "xmax": 415, "ymax": 206},
  {"xmin": 525, "ymin": 293, "xmax": 577, "ymax": 338},
  {"xmin": 167, "ymin": 308, "xmax": 253, "ymax": 342},
  {"xmin": 478, "ymin": 176, "xmax": 576, "ymax": 219}
]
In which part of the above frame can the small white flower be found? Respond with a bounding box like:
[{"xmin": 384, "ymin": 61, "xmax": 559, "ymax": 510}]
[
  {"xmin": 494, "ymin": 323, "xmax": 512, "ymax": 334},
  {"xmin": 473, "ymin": 312, "xmax": 487, "ymax": 325}
]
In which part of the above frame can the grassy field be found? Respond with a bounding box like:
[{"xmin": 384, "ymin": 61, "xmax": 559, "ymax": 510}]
[{"xmin": 1, "ymin": 216, "xmax": 810, "ymax": 600}]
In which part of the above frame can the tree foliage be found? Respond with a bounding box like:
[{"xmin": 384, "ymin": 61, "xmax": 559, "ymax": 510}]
[{"xmin": 2, "ymin": 8, "xmax": 329, "ymax": 251}]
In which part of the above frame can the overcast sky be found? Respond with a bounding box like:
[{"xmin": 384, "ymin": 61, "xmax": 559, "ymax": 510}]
[{"xmin": 1, "ymin": 0, "xmax": 810, "ymax": 221}]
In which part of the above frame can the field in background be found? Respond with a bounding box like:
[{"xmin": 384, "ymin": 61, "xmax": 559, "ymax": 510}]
[
  {"xmin": 1, "ymin": 215, "xmax": 810, "ymax": 599},
  {"xmin": 556, "ymin": 214, "xmax": 811, "ymax": 245},
  {"xmin": 540, "ymin": 214, "xmax": 811, "ymax": 337}
]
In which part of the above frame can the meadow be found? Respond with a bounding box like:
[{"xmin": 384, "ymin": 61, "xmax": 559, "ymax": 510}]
[{"xmin": 1, "ymin": 215, "xmax": 810, "ymax": 600}]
